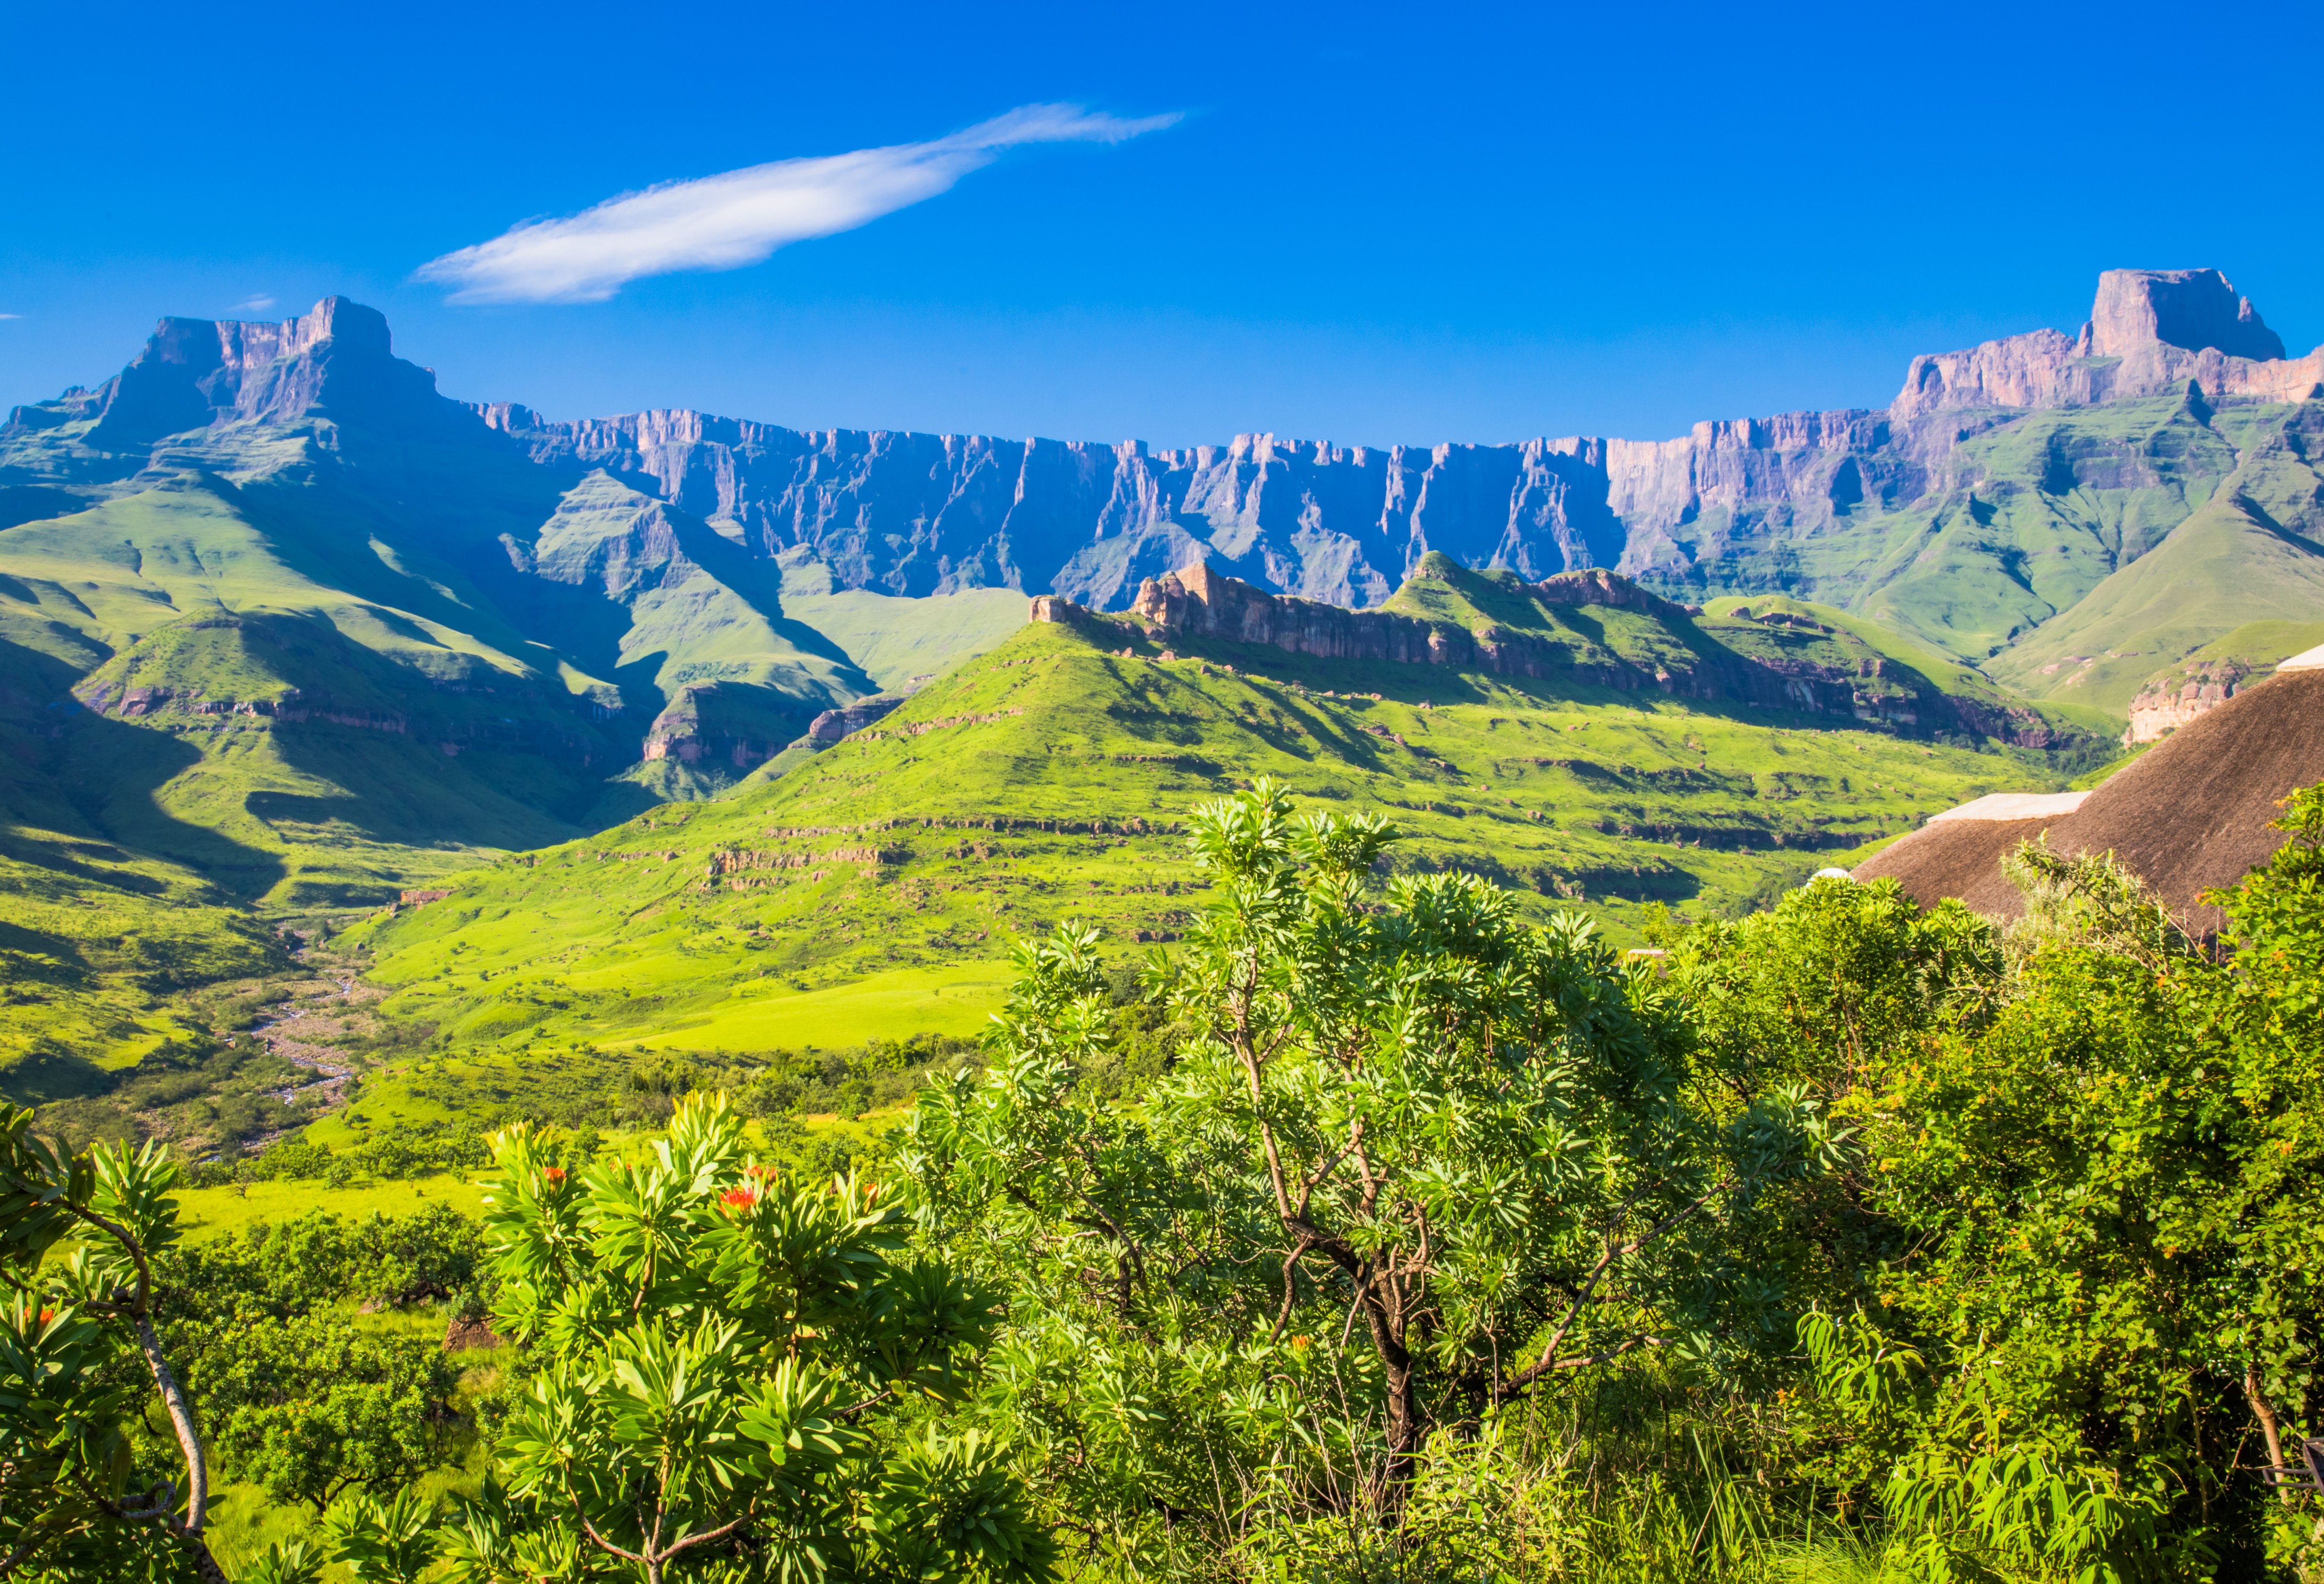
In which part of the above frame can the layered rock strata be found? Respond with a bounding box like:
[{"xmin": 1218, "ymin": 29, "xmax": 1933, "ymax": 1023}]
[
  {"xmin": 2124, "ymin": 659, "xmax": 2254, "ymax": 743},
  {"xmin": 1036, "ymin": 563, "xmax": 2065, "ymax": 745}
]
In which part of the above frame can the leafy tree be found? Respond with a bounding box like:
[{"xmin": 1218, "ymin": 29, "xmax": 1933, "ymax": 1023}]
[
  {"xmin": 201, "ymin": 1314, "xmax": 459, "ymax": 1511},
  {"xmin": 1677, "ymin": 807, "xmax": 2324, "ymax": 1577},
  {"xmin": 0, "ymin": 1111, "xmax": 225, "ymax": 1580},
  {"xmin": 905, "ymin": 781, "xmax": 1841, "ymax": 1567},
  {"xmin": 428, "ymin": 1093, "xmax": 1054, "ymax": 1584}
]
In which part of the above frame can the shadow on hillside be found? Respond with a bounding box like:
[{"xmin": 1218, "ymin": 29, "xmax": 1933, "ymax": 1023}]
[
  {"xmin": 0, "ymin": 1049, "xmax": 119, "ymax": 1108},
  {"xmin": 254, "ymin": 731, "xmax": 596, "ymax": 848},
  {"xmin": 40, "ymin": 711, "xmax": 290, "ymax": 902}
]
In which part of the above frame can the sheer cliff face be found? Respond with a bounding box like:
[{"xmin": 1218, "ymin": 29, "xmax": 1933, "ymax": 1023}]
[
  {"xmin": 8, "ymin": 270, "xmax": 2319, "ymax": 647},
  {"xmin": 1892, "ymin": 269, "xmax": 2320, "ymax": 419},
  {"xmin": 473, "ymin": 411, "xmax": 1630, "ymax": 610},
  {"xmin": 460, "ymin": 268, "xmax": 2320, "ymax": 620}
]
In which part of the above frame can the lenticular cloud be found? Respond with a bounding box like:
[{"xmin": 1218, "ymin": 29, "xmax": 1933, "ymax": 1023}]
[{"xmin": 416, "ymin": 104, "xmax": 1181, "ymax": 305}]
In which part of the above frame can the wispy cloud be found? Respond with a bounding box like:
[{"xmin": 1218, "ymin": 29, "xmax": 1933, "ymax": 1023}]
[
  {"xmin": 232, "ymin": 294, "xmax": 277, "ymax": 314},
  {"xmin": 0, "ymin": 313, "xmax": 18, "ymax": 321},
  {"xmin": 415, "ymin": 104, "xmax": 1181, "ymax": 305}
]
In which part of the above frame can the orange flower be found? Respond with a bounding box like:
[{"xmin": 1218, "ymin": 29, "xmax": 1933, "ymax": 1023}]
[
  {"xmin": 1289, "ymin": 1335, "xmax": 1310, "ymax": 1351},
  {"xmin": 38, "ymin": 1307, "xmax": 57, "ymax": 1326},
  {"xmin": 720, "ymin": 1188, "xmax": 757, "ymax": 1212},
  {"xmin": 542, "ymin": 1166, "xmax": 568, "ymax": 1187}
]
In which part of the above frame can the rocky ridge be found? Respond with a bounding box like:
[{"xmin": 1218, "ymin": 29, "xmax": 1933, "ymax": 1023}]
[
  {"xmin": 456, "ymin": 268, "xmax": 2323, "ymax": 618},
  {"xmin": 2125, "ymin": 660, "xmax": 2253, "ymax": 744},
  {"xmin": 1034, "ymin": 557, "xmax": 2075, "ymax": 747}
]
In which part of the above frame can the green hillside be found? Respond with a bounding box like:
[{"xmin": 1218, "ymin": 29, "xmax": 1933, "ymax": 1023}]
[
  {"xmin": 2167, "ymin": 618, "xmax": 2324, "ymax": 678},
  {"xmin": 1986, "ymin": 491, "xmax": 2324, "ymax": 711},
  {"xmin": 771, "ymin": 549, "xmax": 1028, "ymax": 690},
  {"xmin": 343, "ymin": 606, "xmax": 2084, "ymax": 1110},
  {"xmin": 1654, "ymin": 393, "xmax": 2324, "ymax": 678}
]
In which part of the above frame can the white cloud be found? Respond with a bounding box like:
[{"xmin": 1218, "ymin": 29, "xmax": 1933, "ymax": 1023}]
[
  {"xmin": 415, "ymin": 104, "xmax": 1181, "ymax": 305},
  {"xmin": 0, "ymin": 313, "xmax": 18, "ymax": 320},
  {"xmin": 232, "ymin": 294, "xmax": 278, "ymax": 313}
]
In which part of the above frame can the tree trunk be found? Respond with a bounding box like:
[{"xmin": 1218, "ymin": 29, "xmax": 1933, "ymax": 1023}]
[
  {"xmin": 133, "ymin": 1314, "xmax": 209, "ymax": 1536},
  {"xmin": 2248, "ymin": 1363, "xmax": 2294, "ymax": 1507},
  {"xmin": 1359, "ymin": 1292, "xmax": 1421, "ymax": 1518}
]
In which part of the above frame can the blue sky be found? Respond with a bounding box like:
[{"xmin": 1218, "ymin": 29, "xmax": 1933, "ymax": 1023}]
[{"xmin": 4, "ymin": 0, "xmax": 2319, "ymax": 449}]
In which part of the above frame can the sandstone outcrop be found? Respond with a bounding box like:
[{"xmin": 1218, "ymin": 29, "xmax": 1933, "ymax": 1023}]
[
  {"xmin": 2125, "ymin": 659, "xmax": 2253, "ymax": 743},
  {"xmin": 805, "ymin": 695, "xmax": 902, "ymax": 743},
  {"xmin": 1063, "ymin": 562, "xmax": 2066, "ymax": 746}
]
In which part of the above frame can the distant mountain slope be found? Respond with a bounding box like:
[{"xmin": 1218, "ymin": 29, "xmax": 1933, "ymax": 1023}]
[
  {"xmin": 1986, "ymin": 408, "xmax": 2324, "ymax": 712},
  {"xmin": 0, "ymin": 301, "xmax": 900, "ymax": 899}
]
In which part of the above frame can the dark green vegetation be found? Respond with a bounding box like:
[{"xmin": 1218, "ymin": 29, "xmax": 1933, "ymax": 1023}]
[{"xmin": 17, "ymin": 781, "xmax": 2324, "ymax": 1580}]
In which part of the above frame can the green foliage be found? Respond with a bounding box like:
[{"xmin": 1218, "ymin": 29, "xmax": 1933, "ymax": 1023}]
[
  {"xmin": 30, "ymin": 777, "xmax": 2324, "ymax": 1580},
  {"xmin": 460, "ymin": 1094, "xmax": 1051, "ymax": 1581},
  {"xmin": 234, "ymin": 1537, "xmax": 322, "ymax": 1584},
  {"xmin": 164, "ymin": 1201, "xmax": 487, "ymax": 1316},
  {"xmin": 0, "ymin": 1108, "xmax": 226, "ymax": 1578},
  {"xmin": 204, "ymin": 1314, "xmax": 460, "ymax": 1512},
  {"xmin": 322, "ymin": 1486, "xmax": 439, "ymax": 1582},
  {"xmin": 904, "ymin": 780, "xmax": 1846, "ymax": 1574}
]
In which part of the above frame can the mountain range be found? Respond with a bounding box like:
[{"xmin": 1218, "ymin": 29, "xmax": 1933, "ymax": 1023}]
[
  {"xmin": 10, "ymin": 265, "xmax": 2321, "ymax": 1120},
  {"xmin": 0, "ymin": 267, "xmax": 2316, "ymax": 911}
]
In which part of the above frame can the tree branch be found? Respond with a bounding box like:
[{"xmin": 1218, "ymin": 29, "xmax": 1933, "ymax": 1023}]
[
  {"xmin": 659, "ymin": 1512, "xmax": 750, "ymax": 1561},
  {"xmin": 1495, "ymin": 1183, "xmax": 1718, "ymax": 1400},
  {"xmin": 62, "ymin": 1202, "xmax": 209, "ymax": 1541},
  {"xmin": 574, "ymin": 1502, "xmax": 648, "ymax": 1565},
  {"xmin": 1268, "ymin": 1235, "xmax": 1315, "ymax": 1342}
]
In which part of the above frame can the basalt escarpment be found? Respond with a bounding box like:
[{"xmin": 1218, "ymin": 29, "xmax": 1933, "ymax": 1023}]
[
  {"xmin": 1892, "ymin": 270, "xmax": 2321, "ymax": 419},
  {"xmin": 1036, "ymin": 561, "xmax": 2076, "ymax": 747},
  {"xmin": 456, "ymin": 268, "xmax": 2324, "ymax": 623}
]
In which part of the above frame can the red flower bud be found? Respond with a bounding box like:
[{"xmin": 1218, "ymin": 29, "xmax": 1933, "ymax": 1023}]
[
  {"xmin": 542, "ymin": 1167, "xmax": 568, "ymax": 1186},
  {"xmin": 38, "ymin": 1307, "xmax": 57, "ymax": 1326},
  {"xmin": 719, "ymin": 1188, "xmax": 757, "ymax": 1212}
]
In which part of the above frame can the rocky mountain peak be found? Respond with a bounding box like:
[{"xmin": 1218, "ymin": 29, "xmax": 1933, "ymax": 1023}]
[
  {"xmin": 1892, "ymin": 268, "xmax": 2319, "ymax": 420},
  {"xmin": 2083, "ymin": 268, "xmax": 2285, "ymax": 362},
  {"xmin": 74, "ymin": 296, "xmax": 447, "ymax": 449}
]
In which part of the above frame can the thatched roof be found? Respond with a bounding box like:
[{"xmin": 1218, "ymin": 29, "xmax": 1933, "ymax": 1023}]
[{"xmin": 1854, "ymin": 667, "xmax": 2324, "ymax": 932}]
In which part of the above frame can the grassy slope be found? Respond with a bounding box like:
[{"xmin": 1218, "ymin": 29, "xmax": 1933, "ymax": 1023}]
[
  {"xmin": 0, "ymin": 634, "xmax": 290, "ymax": 1090},
  {"xmin": 1986, "ymin": 493, "xmax": 2324, "ymax": 712},
  {"xmin": 1848, "ymin": 394, "xmax": 2241, "ymax": 661},
  {"xmin": 1655, "ymin": 394, "xmax": 2324, "ymax": 683},
  {"xmin": 347, "ymin": 612, "xmax": 2072, "ymax": 1100},
  {"xmin": 1661, "ymin": 393, "xmax": 2248, "ymax": 664},
  {"xmin": 774, "ymin": 553, "xmax": 1029, "ymax": 691},
  {"xmin": 1384, "ymin": 559, "xmax": 2109, "ymax": 739},
  {"xmin": 0, "ymin": 826, "xmax": 282, "ymax": 1090},
  {"xmin": 2178, "ymin": 619, "xmax": 2324, "ymax": 669}
]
